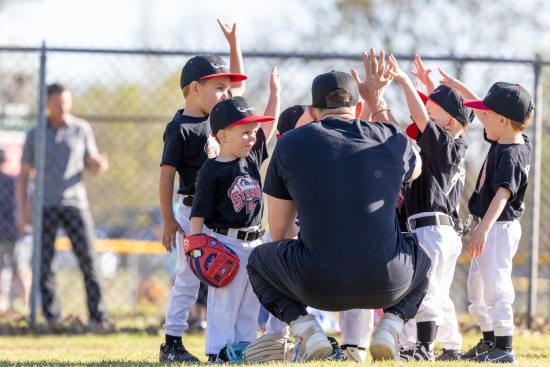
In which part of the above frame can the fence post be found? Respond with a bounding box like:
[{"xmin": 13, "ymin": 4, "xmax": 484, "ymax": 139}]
[
  {"xmin": 527, "ymin": 55, "xmax": 542, "ymax": 329},
  {"xmin": 30, "ymin": 42, "xmax": 48, "ymax": 327}
]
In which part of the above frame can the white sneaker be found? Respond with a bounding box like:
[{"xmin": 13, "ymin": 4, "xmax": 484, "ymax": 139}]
[
  {"xmin": 342, "ymin": 345, "xmax": 367, "ymax": 363},
  {"xmin": 369, "ymin": 313, "xmax": 403, "ymax": 361},
  {"xmin": 290, "ymin": 314, "xmax": 333, "ymax": 362}
]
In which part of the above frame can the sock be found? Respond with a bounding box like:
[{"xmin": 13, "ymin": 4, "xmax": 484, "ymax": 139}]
[
  {"xmin": 495, "ymin": 335, "xmax": 513, "ymax": 352},
  {"xmin": 482, "ymin": 330, "xmax": 495, "ymax": 344},
  {"xmin": 166, "ymin": 334, "xmax": 181, "ymax": 345},
  {"xmin": 282, "ymin": 303, "xmax": 308, "ymax": 325},
  {"xmin": 417, "ymin": 321, "xmax": 436, "ymax": 349}
]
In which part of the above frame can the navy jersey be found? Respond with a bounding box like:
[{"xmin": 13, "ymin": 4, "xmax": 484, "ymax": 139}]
[
  {"xmin": 191, "ymin": 129, "xmax": 268, "ymax": 229},
  {"xmin": 404, "ymin": 120, "xmax": 467, "ymax": 219},
  {"xmin": 264, "ymin": 118, "xmax": 417, "ymax": 294},
  {"xmin": 160, "ymin": 110, "xmax": 220, "ymax": 196},
  {"xmin": 468, "ymin": 133, "xmax": 531, "ymax": 221}
]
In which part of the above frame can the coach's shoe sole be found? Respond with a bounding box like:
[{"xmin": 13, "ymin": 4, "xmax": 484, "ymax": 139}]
[{"xmin": 369, "ymin": 313, "xmax": 402, "ymax": 361}]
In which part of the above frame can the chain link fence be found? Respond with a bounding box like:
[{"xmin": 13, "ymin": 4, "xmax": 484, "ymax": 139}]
[{"xmin": 0, "ymin": 46, "xmax": 548, "ymax": 332}]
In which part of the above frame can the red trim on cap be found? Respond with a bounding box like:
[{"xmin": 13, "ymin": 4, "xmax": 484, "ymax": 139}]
[
  {"xmin": 417, "ymin": 90, "xmax": 430, "ymax": 105},
  {"xmin": 228, "ymin": 115, "xmax": 274, "ymax": 127},
  {"xmin": 463, "ymin": 100, "xmax": 490, "ymax": 110},
  {"xmin": 199, "ymin": 73, "xmax": 248, "ymax": 82},
  {"xmin": 405, "ymin": 123, "xmax": 420, "ymax": 141}
]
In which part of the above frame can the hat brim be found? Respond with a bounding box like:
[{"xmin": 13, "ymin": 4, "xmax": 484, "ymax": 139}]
[
  {"xmin": 463, "ymin": 100, "xmax": 490, "ymax": 110},
  {"xmin": 228, "ymin": 115, "xmax": 274, "ymax": 128},
  {"xmin": 417, "ymin": 90, "xmax": 430, "ymax": 105},
  {"xmin": 200, "ymin": 73, "xmax": 248, "ymax": 83}
]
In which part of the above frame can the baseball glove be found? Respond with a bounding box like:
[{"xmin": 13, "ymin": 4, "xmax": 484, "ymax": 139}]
[
  {"xmin": 183, "ymin": 233, "xmax": 239, "ymax": 288},
  {"xmin": 242, "ymin": 334, "xmax": 294, "ymax": 363}
]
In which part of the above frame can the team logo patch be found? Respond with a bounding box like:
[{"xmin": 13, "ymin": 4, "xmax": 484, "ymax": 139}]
[
  {"xmin": 210, "ymin": 62, "xmax": 229, "ymax": 72},
  {"xmin": 228, "ymin": 175, "xmax": 262, "ymax": 214},
  {"xmin": 236, "ymin": 106, "xmax": 255, "ymax": 113}
]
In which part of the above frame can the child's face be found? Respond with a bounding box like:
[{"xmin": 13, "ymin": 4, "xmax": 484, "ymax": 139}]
[
  {"xmin": 197, "ymin": 76, "xmax": 232, "ymax": 115},
  {"xmin": 478, "ymin": 109, "xmax": 502, "ymax": 140},
  {"xmin": 425, "ymin": 100, "xmax": 454, "ymax": 130},
  {"xmin": 220, "ymin": 122, "xmax": 260, "ymax": 159}
]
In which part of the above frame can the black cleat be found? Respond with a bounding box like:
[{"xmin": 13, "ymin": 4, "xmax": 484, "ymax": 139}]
[
  {"xmin": 472, "ymin": 347, "xmax": 518, "ymax": 364},
  {"xmin": 159, "ymin": 340, "xmax": 200, "ymax": 363},
  {"xmin": 437, "ymin": 348, "xmax": 461, "ymax": 361},
  {"xmin": 461, "ymin": 339, "xmax": 494, "ymax": 360},
  {"xmin": 399, "ymin": 342, "xmax": 435, "ymax": 362}
]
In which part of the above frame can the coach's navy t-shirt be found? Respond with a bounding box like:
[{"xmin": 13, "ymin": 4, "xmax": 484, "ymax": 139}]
[
  {"xmin": 160, "ymin": 110, "xmax": 220, "ymax": 196},
  {"xmin": 264, "ymin": 117, "xmax": 417, "ymax": 295}
]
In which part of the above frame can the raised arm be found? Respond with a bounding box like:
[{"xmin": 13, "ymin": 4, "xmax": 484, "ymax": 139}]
[
  {"xmin": 260, "ymin": 66, "xmax": 281, "ymax": 142},
  {"xmin": 217, "ymin": 19, "xmax": 245, "ymax": 96},
  {"xmin": 351, "ymin": 48, "xmax": 396, "ymax": 123},
  {"xmin": 438, "ymin": 67, "xmax": 483, "ymax": 121},
  {"xmin": 388, "ymin": 54, "xmax": 429, "ymax": 131},
  {"xmin": 410, "ymin": 54, "xmax": 436, "ymax": 94}
]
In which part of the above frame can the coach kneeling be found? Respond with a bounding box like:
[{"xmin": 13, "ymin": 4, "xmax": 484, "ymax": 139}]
[{"xmin": 247, "ymin": 70, "xmax": 431, "ymax": 362}]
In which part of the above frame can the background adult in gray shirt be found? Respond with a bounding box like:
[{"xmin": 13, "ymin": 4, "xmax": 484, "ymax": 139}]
[{"xmin": 16, "ymin": 83, "xmax": 110, "ymax": 332}]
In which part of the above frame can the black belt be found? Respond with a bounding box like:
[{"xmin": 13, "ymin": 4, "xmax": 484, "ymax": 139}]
[
  {"xmin": 213, "ymin": 228, "xmax": 265, "ymax": 242},
  {"xmin": 408, "ymin": 214, "xmax": 454, "ymax": 230},
  {"xmin": 183, "ymin": 196, "xmax": 194, "ymax": 207}
]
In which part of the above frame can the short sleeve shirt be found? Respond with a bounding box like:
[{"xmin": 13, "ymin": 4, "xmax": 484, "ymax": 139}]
[
  {"xmin": 404, "ymin": 119, "xmax": 467, "ymax": 219},
  {"xmin": 160, "ymin": 110, "xmax": 220, "ymax": 196},
  {"xmin": 468, "ymin": 134, "xmax": 531, "ymax": 221},
  {"xmin": 191, "ymin": 129, "xmax": 268, "ymax": 229},
  {"xmin": 21, "ymin": 115, "xmax": 98, "ymax": 208},
  {"xmin": 264, "ymin": 118, "xmax": 417, "ymax": 294}
]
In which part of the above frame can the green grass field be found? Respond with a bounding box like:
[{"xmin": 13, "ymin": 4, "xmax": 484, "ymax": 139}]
[{"xmin": 1, "ymin": 331, "xmax": 549, "ymax": 366}]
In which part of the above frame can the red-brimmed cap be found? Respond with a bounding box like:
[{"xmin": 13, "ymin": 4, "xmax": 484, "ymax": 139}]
[
  {"xmin": 180, "ymin": 55, "xmax": 247, "ymax": 89},
  {"xmin": 210, "ymin": 96, "xmax": 273, "ymax": 135}
]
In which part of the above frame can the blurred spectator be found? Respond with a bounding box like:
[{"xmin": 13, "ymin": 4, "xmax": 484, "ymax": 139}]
[{"xmin": 16, "ymin": 83, "xmax": 111, "ymax": 332}]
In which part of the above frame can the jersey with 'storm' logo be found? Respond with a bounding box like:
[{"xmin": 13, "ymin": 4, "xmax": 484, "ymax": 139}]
[
  {"xmin": 404, "ymin": 119, "xmax": 467, "ymax": 219},
  {"xmin": 468, "ymin": 132, "xmax": 532, "ymax": 221},
  {"xmin": 191, "ymin": 129, "xmax": 268, "ymax": 229}
]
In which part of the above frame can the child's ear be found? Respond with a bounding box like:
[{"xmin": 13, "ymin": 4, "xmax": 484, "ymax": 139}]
[
  {"xmin": 307, "ymin": 105, "xmax": 319, "ymax": 121},
  {"xmin": 446, "ymin": 118, "xmax": 458, "ymax": 130},
  {"xmin": 190, "ymin": 81, "xmax": 200, "ymax": 96},
  {"xmin": 217, "ymin": 130, "xmax": 227, "ymax": 143}
]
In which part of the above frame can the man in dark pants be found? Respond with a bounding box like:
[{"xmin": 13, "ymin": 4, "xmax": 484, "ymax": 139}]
[
  {"xmin": 16, "ymin": 83, "xmax": 110, "ymax": 332},
  {"xmin": 247, "ymin": 67, "xmax": 431, "ymax": 362}
]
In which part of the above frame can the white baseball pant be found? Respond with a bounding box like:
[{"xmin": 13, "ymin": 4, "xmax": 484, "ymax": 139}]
[
  {"xmin": 205, "ymin": 229, "xmax": 262, "ymax": 355},
  {"xmin": 163, "ymin": 196, "xmax": 210, "ymax": 337},
  {"xmin": 467, "ymin": 219, "xmax": 521, "ymax": 337}
]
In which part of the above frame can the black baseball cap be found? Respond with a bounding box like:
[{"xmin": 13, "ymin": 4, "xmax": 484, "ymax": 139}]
[
  {"xmin": 180, "ymin": 54, "xmax": 247, "ymax": 89},
  {"xmin": 210, "ymin": 96, "xmax": 274, "ymax": 135},
  {"xmin": 464, "ymin": 82, "xmax": 535, "ymax": 124},
  {"xmin": 418, "ymin": 85, "xmax": 475, "ymax": 126},
  {"xmin": 277, "ymin": 105, "xmax": 306, "ymax": 136},
  {"xmin": 311, "ymin": 71, "xmax": 359, "ymax": 109}
]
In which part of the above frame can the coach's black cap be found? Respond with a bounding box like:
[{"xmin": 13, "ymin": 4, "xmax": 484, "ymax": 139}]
[
  {"xmin": 418, "ymin": 85, "xmax": 475, "ymax": 126},
  {"xmin": 210, "ymin": 96, "xmax": 273, "ymax": 135},
  {"xmin": 464, "ymin": 82, "xmax": 535, "ymax": 124},
  {"xmin": 311, "ymin": 71, "xmax": 359, "ymax": 109},
  {"xmin": 180, "ymin": 54, "xmax": 247, "ymax": 89},
  {"xmin": 277, "ymin": 105, "xmax": 306, "ymax": 136}
]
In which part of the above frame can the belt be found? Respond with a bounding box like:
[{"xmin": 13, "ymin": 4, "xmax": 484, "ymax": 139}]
[
  {"xmin": 407, "ymin": 214, "xmax": 454, "ymax": 231},
  {"xmin": 182, "ymin": 196, "xmax": 194, "ymax": 207},
  {"xmin": 213, "ymin": 227, "xmax": 265, "ymax": 242}
]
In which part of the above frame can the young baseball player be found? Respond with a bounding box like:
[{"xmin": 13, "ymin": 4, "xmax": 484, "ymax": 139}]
[
  {"xmin": 158, "ymin": 19, "xmax": 247, "ymax": 363},
  {"xmin": 396, "ymin": 56, "xmax": 475, "ymax": 362},
  {"xmin": 263, "ymin": 104, "xmax": 373, "ymax": 363},
  {"xmin": 444, "ymin": 78, "xmax": 534, "ymax": 364},
  {"xmin": 189, "ymin": 75, "xmax": 280, "ymax": 361}
]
